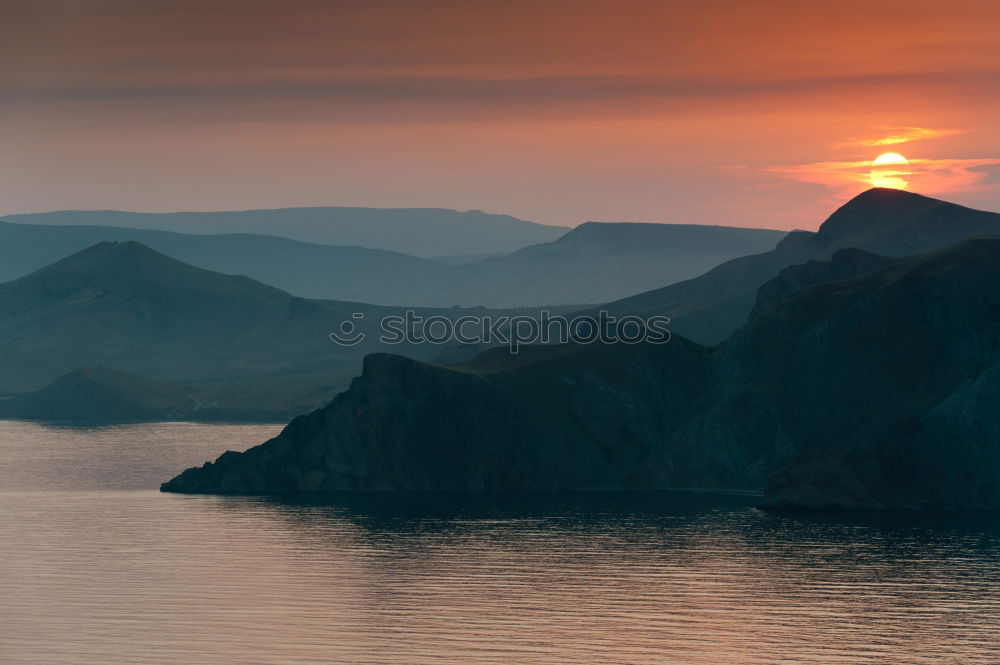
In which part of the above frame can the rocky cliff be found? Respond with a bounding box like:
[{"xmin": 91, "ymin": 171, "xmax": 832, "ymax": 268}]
[
  {"xmin": 162, "ymin": 340, "xmax": 723, "ymax": 492},
  {"xmin": 164, "ymin": 236, "xmax": 1000, "ymax": 507}
]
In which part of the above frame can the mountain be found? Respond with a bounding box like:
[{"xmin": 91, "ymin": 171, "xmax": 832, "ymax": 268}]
[
  {"xmin": 2, "ymin": 207, "xmax": 568, "ymax": 258},
  {"xmin": 161, "ymin": 340, "xmax": 716, "ymax": 493},
  {"xmin": 0, "ymin": 216, "xmax": 784, "ymax": 308},
  {"xmin": 347, "ymin": 222, "xmax": 786, "ymax": 307},
  {"xmin": 0, "ymin": 241, "xmax": 552, "ymax": 411},
  {"xmin": 0, "ymin": 220, "xmax": 445, "ymax": 300},
  {"xmin": 592, "ymin": 188, "xmax": 1000, "ymax": 344},
  {"xmin": 161, "ymin": 234, "xmax": 1000, "ymax": 510},
  {"xmin": 755, "ymin": 248, "xmax": 1000, "ymax": 510},
  {"xmin": 0, "ymin": 367, "xmax": 292, "ymax": 423},
  {"xmin": 0, "ymin": 213, "xmax": 784, "ymax": 307}
]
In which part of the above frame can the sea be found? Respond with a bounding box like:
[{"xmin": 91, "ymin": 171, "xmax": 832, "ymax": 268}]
[{"xmin": 2, "ymin": 420, "xmax": 999, "ymax": 665}]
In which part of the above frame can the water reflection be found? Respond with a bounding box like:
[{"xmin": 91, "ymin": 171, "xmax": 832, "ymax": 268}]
[
  {"xmin": 3, "ymin": 422, "xmax": 1000, "ymax": 664},
  {"xmin": 179, "ymin": 491, "xmax": 1000, "ymax": 665}
]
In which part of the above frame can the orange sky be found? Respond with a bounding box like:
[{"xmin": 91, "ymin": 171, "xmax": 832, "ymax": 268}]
[{"xmin": 2, "ymin": 0, "xmax": 999, "ymax": 229}]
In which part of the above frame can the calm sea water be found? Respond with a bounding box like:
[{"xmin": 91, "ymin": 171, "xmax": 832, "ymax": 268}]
[{"xmin": 2, "ymin": 420, "xmax": 999, "ymax": 665}]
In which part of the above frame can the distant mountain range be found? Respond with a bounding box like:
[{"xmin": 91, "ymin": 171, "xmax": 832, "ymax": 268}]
[
  {"xmin": 1, "ymin": 207, "xmax": 567, "ymax": 258},
  {"xmin": 0, "ymin": 215, "xmax": 785, "ymax": 307},
  {"xmin": 591, "ymin": 188, "xmax": 1000, "ymax": 344},
  {"xmin": 0, "ymin": 220, "xmax": 445, "ymax": 301},
  {"xmin": 0, "ymin": 241, "xmax": 559, "ymax": 418},
  {"xmin": 351, "ymin": 222, "xmax": 787, "ymax": 307},
  {"xmin": 161, "ymin": 191, "xmax": 1000, "ymax": 511}
]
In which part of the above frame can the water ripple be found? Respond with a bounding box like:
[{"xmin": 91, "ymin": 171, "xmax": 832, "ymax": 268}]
[{"xmin": 1, "ymin": 421, "xmax": 999, "ymax": 664}]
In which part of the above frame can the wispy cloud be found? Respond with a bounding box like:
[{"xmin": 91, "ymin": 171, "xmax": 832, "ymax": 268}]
[
  {"xmin": 769, "ymin": 157, "xmax": 1000, "ymax": 196},
  {"xmin": 834, "ymin": 127, "xmax": 964, "ymax": 148},
  {"xmin": 858, "ymin": 127, "xmax": 964, "ymax": 146}
]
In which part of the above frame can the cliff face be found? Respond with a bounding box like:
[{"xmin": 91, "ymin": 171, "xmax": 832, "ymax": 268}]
[
  {"xmin": 163, "ymin": 237, "xmax": 1000, "ymax": 507},
  {"xmin": 734, "ymin": 239, "xmax": 1000, "ymax": 509},
  {"xmin": 162, "ymin": 340, "xmax": 729, "ymax": 493},
  {"xmin": 763, "ymin": 345, "xmax": 1000, "ymax": 511}
]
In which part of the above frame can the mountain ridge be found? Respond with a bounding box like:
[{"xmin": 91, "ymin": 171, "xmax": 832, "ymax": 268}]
[
  {"xmin": 590, "ymin": 188, "xmax": 1000, "ymax": 344},
  {"xmin": 2, "ymin": 206, "xmax": 568, "ymax": 258},
  {"xmin": 347, "ymin": 221, "xmax": 787, "ymax": 307},
  {"xmin": 0, "ymin": 240, "xmax": 566, "ymax": 404},
  {"xmin": 0, "ymin": 216, "xmax": 786, "ymax": 308},
  {"xmin": 0, "ymin": 219, "xmax": 446, "ymax": 300}
]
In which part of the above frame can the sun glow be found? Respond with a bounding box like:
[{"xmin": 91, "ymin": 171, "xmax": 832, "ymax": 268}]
[{"xmin": 870, "ymin": 152, "xmax": 910, "ymax": 189}]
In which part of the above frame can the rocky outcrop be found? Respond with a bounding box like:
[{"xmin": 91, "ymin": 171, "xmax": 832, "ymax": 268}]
[
  {"xmin": 162, "ymin": 340, "xmax": 723, "ymax": 493},
  {"xmin": 164, "ymin": 236, "xmax": 1000, "ymax": 507}
]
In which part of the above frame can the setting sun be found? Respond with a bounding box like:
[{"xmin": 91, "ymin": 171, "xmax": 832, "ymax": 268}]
[{"xmin": 870, "ymin": 152, "xmax": 911, "ymax": 189}]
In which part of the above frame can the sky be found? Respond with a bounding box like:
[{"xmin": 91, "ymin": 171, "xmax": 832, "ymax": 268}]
[{"xmin": 2, "ymin": 0, "xmax": 1000, "ymax": 230}]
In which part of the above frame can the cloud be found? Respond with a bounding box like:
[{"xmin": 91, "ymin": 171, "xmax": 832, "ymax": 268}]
[
  {"xmin": 849, "ymin": 127, "xmax": 965, "ymax": 147},
  {"xmin": 769, "ymin": 156, "xmax": 1000, "ymax": 197},
  {"xmin": 909, "ymin": 158, "xmax": 1000, "ymax": 193},
  {"xmin": 831, "ymin": 127, "xmax": 965, "ymax": 150}
]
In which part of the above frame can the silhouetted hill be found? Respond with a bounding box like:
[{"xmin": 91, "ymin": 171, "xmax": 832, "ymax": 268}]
[
  {"xmin": 591, "ymin": 188, "xmax": 1000, "ymax": 344},
  {"xmin": 0, "ymin": 220, "xmax": 444, "ymax": 299},
  {"xmin": 162, "ymin": 235, "xmax": 1000, "ymax": 510},
  {"xmin": 2, "ymin": 207, "xmax": 567, "ymax": 258},
  {"xmin": 0, "ymin": 367, "xmax": 292, "ymax": 423},
  {"xmin": 161, "ymin": 339, "xmax": 715, "ymax": 493},
  {"xmin": 0, "ymin": 241, "xmax": 554, "ymax": 409},
  {"xmin": 351, "ymin": 222, "xmax": 786, "ymax": 307}
]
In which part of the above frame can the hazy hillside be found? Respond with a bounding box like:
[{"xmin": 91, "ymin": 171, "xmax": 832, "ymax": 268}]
[
  {"xmin": 2, "ymin": 207, "xmax": 568, "ymax": 258},
  {"xmin": 0, "ymin": 220, "xmax": 444, "ymax": 299},
  {"xmin": 349, "ymin": 222, "xmax": 787, "ymax": 307},
  {"xmin": 0, "ymin": 241, "xmax": 556, "ymax": 412},
  {"xmin": 0, "ymin": 367, "xmax": 293, "ymax": 423},
  {"xmin": 589, "ymin": 188, "xmax": 1000, "ymax": 344},
  {"xmin": 0, "ymin": 215, "xmax": 786, "ymax": 309},
  {"xmin": 162, "ymin": 236, "xmax": 1000, "ymax": 511},
  {"xmin": 0, "ymin": 219, "xmax": 784, "ymax": 308}
]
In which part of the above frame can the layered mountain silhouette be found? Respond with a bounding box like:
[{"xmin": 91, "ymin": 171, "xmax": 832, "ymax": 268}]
[
  {"xmin": 0, "ymin": 241, "xmax": 554, "ymax": 414},
  {"xmin": 8, "ymin": 190, "xmax": 1000, "ymax": 509},
  {"xmin": 3, "ymin": 207, "xmax": 566, "ymax": 258},
  {"xmin": 350, "ymin": 222, "xmax": 786, "ymax": 307},
  {"xmin": 162, "ymin": 228, "xmax": 1000, "ymax": 510},
  {"xmin": 592, "ymin": 188, "xmax": 1000, "ymax": 344},
  {"xmin": 1, "ymin": 216, "xmax": 784, "ymax": 308},
  {"xmin": 0, "ymin": 220, "xmax": 445, "ymax": 300}
]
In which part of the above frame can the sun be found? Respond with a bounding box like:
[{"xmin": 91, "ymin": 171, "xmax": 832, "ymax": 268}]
[{"xmin": 870, "ymin": 152, "xmax": 910, "ymax": 189}]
